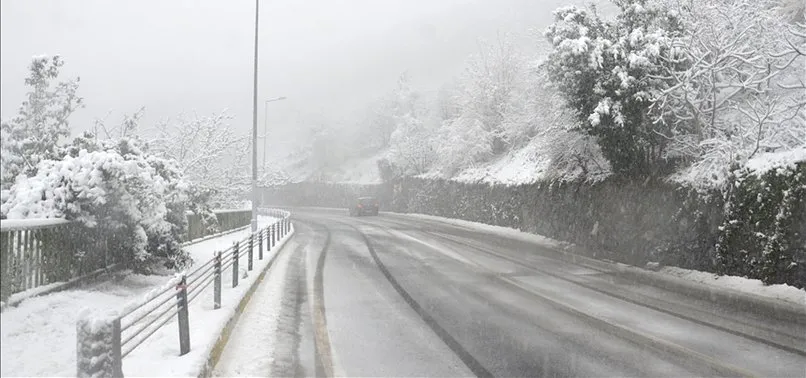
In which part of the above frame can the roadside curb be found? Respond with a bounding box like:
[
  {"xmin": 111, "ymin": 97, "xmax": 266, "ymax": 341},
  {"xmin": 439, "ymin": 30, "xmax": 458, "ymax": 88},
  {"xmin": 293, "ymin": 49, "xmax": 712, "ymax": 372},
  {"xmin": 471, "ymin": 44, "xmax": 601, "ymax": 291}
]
[{"xmin": 196, "ymin": 226, "xmax": 296, "ymax": 378}]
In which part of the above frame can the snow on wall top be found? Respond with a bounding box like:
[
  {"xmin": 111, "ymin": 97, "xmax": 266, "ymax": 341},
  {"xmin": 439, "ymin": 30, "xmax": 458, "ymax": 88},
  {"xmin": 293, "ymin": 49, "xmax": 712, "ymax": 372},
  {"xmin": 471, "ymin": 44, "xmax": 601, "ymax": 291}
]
[
  {"xmin": 745, "ymin": 146, "xmax": 806, "ymax": 176},
  {"xmin": 0, "ymin": 218, "xmax": 71, "ymax": 231}
]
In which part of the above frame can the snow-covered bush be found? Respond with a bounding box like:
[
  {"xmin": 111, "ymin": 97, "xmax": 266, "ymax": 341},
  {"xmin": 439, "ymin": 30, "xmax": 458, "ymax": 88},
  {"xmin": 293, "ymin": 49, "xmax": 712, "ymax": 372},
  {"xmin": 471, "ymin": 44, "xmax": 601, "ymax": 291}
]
[
  {"xmin": 715, "ymin": 152, "xmax": 806, "ymax": 288},
  {"xmin": 544, "ymin": 0, "xmax": 687, "ymax": 175},
  {"xmin": 1, "ymin": 136, "xmax": 191, "ymax": 271},
  {"xmin": 1, "ymin": 55, "xmax": 83, "ymax": 189}
]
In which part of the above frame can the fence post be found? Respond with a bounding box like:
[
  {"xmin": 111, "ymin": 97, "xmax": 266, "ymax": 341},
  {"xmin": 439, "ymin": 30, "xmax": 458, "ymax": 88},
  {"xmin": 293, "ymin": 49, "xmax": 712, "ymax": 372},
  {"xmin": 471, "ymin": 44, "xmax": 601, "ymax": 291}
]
[
  {"xmin": 270, "ymin": 224, "xmax": 276, "ymax": 249},
  {"xmin": 214, "ymin": 251, "xmax": 221, "ymax": 310},
  {"xmin": 176, "ymin": 275, "xmax": 190, "ymax": 356},
  {"xmin": 248, "ymin": 235, "xmax": 254, "ymax": 271},
  {"xmin": 258, "ymin": 231, "xmax": 263, "ymax": 260},
  {"xmin": 76, "ymin": 313, "xmax": 122, "ymax": 378},
  {"xmin": 232, "ymin": 241, "xmax": 239, "ymax": 288}
]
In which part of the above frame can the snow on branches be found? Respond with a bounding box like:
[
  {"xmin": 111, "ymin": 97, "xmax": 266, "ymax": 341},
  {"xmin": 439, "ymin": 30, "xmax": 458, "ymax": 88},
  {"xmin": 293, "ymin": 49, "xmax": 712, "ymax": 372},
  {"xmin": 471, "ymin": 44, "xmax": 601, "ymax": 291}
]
[
  {"xmin": 544, "ymin": 0, "xmax": 687, "ymax": 175},
  {"xmin": 1, "ymin": 137, "xmax": 190, "ymax": 269},
  {"xmin": 1, "ymin": 55, "xmax": 83, "ymax": 189},
  {"xmin": 148, "ymin": 111, "xmax": 250, "ymax": 208},
  {"xmin": 651, "ymin": 0, "xmax": 806, "ymax": 187}
]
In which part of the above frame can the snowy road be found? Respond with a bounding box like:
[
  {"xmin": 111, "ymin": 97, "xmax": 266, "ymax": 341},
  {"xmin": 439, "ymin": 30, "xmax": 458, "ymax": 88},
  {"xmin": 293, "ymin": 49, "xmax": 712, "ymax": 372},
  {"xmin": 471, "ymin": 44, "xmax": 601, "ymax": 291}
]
[{"xmin": 217, "ymin": 208, "xmax": 806, "ymax": 377}]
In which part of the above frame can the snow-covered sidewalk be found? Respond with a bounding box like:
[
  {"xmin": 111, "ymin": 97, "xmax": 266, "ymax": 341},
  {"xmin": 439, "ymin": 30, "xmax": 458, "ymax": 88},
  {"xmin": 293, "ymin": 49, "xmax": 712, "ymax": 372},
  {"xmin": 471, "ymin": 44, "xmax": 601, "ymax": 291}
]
[
  {"xmin": 211, "ymin": 236, "xmax": 295, "ymax": 377},
  {"xmin": 0, "ymin": 215, "xmax": 280, "ymax": 377}
]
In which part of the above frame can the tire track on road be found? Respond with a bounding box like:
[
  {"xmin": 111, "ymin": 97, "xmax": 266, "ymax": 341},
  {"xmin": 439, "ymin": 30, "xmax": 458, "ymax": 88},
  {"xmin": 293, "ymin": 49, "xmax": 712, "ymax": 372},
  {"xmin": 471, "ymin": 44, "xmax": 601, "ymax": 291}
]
[
  {"xmin": 344, "ymin": 222, "xmax": 493, "ymax": 378},
  {"xmin": 303, "ymin": 221, "xmax": 334, "ymax": 378}
]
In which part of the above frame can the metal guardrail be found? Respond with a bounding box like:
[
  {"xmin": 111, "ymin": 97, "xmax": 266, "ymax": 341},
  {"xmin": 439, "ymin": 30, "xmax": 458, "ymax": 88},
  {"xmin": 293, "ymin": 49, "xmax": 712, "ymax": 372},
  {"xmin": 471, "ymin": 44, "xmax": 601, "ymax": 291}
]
[{"xmin": 76, "ymin": 209, "xmax": 293, "ymax": 378}]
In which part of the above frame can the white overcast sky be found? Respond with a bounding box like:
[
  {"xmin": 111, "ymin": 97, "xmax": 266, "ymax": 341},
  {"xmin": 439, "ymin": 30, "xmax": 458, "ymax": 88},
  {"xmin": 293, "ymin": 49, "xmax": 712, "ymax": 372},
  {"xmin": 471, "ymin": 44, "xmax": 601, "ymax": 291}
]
[{"xmin": 1, "ymin": 0, "xmax": 607, "ymax": 153}]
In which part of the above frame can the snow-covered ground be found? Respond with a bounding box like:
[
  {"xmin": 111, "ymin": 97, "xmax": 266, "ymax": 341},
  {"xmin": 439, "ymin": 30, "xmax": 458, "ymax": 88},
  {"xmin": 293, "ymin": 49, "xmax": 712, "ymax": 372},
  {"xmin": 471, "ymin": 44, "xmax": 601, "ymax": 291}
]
[
  {"xmin": 451, "ymin": 139, "xmax": 551, "ymax": 185},
  {"xmin": 0, "ymin": 215, "xmax": 286, "ymax": 377},
  {"xmin": 395, "ymin": 212, "xmax": 806, "ymax": 305},
  {"xmin": 123, "ymin": 222, "xmax": 294, "ymax": 377},
  {"xmin": 212, "ymin": 237, "xmax": 294, "ymax": 376}
]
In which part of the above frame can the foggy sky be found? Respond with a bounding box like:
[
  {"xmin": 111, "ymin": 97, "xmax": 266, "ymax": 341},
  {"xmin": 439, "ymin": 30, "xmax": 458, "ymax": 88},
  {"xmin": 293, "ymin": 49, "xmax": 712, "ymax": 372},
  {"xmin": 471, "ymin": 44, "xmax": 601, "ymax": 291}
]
[{"xmin": 1, "ymin": 0, "xmax": 603, "ymax": 157}]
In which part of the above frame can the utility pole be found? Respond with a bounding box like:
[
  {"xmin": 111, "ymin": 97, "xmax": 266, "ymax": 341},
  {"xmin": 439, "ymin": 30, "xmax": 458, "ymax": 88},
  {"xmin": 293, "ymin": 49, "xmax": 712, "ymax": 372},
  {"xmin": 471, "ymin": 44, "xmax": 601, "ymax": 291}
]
[{"xmin": 251, "ymin": 0, "xmax": 259, "ymax": 233}]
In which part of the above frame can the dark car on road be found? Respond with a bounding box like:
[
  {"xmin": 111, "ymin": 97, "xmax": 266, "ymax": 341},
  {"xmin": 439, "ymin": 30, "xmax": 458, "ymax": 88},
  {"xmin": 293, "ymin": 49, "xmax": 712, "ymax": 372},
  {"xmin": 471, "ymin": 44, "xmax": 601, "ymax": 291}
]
[{"xmin": 349, "ymin": 196, "xmax": 380, "ymax": 216}]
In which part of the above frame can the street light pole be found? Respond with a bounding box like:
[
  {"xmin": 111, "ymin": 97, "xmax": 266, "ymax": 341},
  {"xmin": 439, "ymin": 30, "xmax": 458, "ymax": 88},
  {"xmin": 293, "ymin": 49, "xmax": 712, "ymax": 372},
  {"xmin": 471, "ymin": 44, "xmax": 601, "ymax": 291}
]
[{"xmin": 251, "ymin": 0, "xmax": 259, "ymax": 233}]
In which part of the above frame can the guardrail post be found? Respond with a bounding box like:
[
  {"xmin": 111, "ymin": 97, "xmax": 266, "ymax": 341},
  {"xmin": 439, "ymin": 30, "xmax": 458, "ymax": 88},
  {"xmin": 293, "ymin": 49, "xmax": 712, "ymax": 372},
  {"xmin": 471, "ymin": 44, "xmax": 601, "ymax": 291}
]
[
  {"xmin": 76, "ymin": 313, "xmax": 122, "ymax": 378},
  {"xmin": 248, "ymin": 235, "xmax": 254, "ymax": 271},
  {"xmin": 232, "ymin": 241, "xmax": 239, "ymax": 288},
  {"xmin": 176, "ymin": 275, "xmax": 190, "ymax": 356},
  {"xmin": 214, "ymin": 251, "xmax": 221, "ymax": 309},
  {"xmin": 270, "ymin": 224, "xmax": 276, "ymax": 249},
  {"xmin": 258, "ymin": 231, "xmax": 264, "ymax": 260}
]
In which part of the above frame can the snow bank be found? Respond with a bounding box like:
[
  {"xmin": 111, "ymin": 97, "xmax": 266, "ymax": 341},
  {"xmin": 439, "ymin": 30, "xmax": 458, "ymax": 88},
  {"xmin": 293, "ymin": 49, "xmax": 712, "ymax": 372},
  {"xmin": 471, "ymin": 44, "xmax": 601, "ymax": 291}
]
[
  {"xmin": 660, "ymin": 266, "xmax": 805, "ymax": 306},
  {"xmin": 453, "ymin": 141, "xmax": 551, "ymax": 185}
]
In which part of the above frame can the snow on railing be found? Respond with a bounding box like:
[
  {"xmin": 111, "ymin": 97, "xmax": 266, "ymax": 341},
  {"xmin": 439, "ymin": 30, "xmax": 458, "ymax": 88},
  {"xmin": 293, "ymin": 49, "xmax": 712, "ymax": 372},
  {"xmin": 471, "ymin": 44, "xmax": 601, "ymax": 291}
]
[{"xmin": 75, "ymin": 208, "xmax": 293, "ymax": 378}]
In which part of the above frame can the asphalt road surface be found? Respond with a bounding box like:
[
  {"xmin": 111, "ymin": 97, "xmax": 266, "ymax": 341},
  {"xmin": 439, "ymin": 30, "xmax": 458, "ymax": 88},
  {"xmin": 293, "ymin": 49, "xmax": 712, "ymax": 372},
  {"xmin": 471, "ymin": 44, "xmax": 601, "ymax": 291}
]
[{"xmin": 220, "ymin": 208, "xmax": 806, "ymax": 377}]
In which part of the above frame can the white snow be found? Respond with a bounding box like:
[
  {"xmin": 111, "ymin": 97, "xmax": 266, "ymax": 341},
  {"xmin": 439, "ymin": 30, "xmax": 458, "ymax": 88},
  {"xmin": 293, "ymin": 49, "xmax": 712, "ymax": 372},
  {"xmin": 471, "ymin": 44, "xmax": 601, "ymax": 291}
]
[
  {"xmin": 660, "ymin": 266, "xmax": 806, "ymax": 306},
  {"xmin": 452, "ymin": 139, "xmax": 552, "ymax": 185},
  {"xmin": 0, "ymin": 274, "xmax": 167, "ymax": 377},
  {"xmin": 212, "ymin": 236, "xmax": 293, "ymax": 376},
  {"xmin": 0, "ymin": 215, "xmax": 292, "ymax": 377},
  {"xmin": 744, "ymin": 146, "xmax": 806, "ymax": 176},
  {"xmin": 122, "ymin": 223, "xmax": 294, "ymax": 377},
  {"xmin": 0, "ymin": 218, "xmax": 70, "ymax": 230}
]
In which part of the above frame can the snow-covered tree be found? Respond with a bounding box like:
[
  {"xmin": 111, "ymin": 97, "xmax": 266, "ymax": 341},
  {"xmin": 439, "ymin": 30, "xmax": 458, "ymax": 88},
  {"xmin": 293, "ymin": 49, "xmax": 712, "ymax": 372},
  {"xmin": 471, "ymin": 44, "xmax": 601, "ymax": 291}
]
[
  {"xmin": 453, "ymin": 36, "xmax": 529, "ymax": 154},
  {"xmin": 1, "ymin": 55, "xmax": 83, "ymax": 189},
  {"xmin": 148, "ymin": 111, "xmax": 250, "ymax": 207},
  {"xmin": 544, "ymin": 0, "xmax": 687, "ymax": 175},
  {"xmin": 650, "ymin": 0, "xmax": 806, "ymax": 187},
  {"xmin": 382, "ymin": 73, "xmax": 437, "ymax": 175}
]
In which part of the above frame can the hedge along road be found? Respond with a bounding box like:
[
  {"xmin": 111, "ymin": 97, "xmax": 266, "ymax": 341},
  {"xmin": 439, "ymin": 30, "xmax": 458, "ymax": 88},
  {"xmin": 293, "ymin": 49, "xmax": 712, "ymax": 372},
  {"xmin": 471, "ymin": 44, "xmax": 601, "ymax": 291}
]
[{"xmin": 218, "ymin": 208, "xmax": 806, "ymax": 377}]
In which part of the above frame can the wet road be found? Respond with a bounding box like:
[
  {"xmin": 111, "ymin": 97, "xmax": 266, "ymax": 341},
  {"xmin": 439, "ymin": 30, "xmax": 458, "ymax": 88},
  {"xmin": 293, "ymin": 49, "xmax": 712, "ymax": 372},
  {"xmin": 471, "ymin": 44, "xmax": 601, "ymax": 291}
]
[{"xmin": 250, "ymin": 208, "xmax": 806, "ymax": 377}]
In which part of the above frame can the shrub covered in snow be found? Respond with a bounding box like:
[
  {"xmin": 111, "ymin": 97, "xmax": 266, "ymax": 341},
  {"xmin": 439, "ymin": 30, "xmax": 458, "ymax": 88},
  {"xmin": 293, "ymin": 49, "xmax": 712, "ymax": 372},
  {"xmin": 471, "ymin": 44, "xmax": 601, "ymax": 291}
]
[
  {"xmin": 1, "ymin": 135, "xmax": 191, "ymax": 271},
  {"xmin": 716, "ymin": 156, "xmax": 806, "ymax": 287}
]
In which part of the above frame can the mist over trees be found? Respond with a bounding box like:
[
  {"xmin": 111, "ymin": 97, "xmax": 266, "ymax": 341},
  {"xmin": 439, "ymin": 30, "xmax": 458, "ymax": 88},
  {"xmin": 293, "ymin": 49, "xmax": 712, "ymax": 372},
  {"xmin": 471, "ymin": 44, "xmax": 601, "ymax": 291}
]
[{"xmin": 281, "ymin": 0, "xmax": 803, "ymax": 188}]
